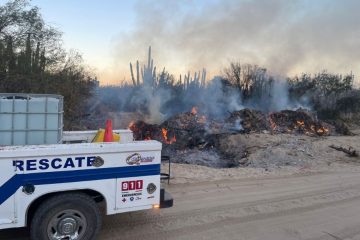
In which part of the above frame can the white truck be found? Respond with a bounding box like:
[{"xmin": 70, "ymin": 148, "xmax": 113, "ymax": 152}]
[{"xmin": 0, "ymin": 129, "xmax": 173, "ymax": 240}]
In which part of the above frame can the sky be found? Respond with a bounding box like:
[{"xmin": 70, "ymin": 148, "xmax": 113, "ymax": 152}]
[{"xmin": 24, "ymin": 0, "xmax": 360, "ymax": 85}]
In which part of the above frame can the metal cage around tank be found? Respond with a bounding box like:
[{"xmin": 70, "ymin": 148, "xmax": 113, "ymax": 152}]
[{"xmin": 0, "ymin": 93, "xmax": 63, "ymax": 146}]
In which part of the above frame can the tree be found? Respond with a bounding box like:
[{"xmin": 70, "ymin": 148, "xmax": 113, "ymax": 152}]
[
  {"xmin": 0, "ymin": 0, "xmax": 96, "ymax": 130},
  {"xmin": 223, "ymin": 62, "xmax": 273, "ymax": 102}
]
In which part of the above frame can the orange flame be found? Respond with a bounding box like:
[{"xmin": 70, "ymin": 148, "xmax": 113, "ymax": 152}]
[
  {"xmin": 128, "ymin": 121, "xmax": 136, "ymax": 130},
  {"xmin": 161, "ymin": 128, "xmax": 176, "ymax": 144},
  {"xmin": 269, "ymin": 114, "xmax": 277, "ymax": 131},
  {"xmin": 316, "ymin": 127, "xmax": 329, "ymax": 135},
  {"xmin": 296, "ymin": 120, "xmax": 305, "ymax": 127},
  {"xmin": 128, "ymin": 121, "xmax": 152, "ymax": 140},
  {"xmin": 191, "ymin": 107, "xmax": 198, "ymax": 115},
  {"xmin": 162, "ymin": 128, "xmax": 167, "ymax": 138}
]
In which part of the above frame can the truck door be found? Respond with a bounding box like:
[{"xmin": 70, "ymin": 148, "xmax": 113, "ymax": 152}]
[{"xmin": 0, "ymin": 159, "xmax": 18, "ymax": 225}]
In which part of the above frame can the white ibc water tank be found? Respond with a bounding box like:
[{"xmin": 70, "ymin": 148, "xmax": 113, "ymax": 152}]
[{"xmin": 0, "ymin": 94, "xmax": 63, "ymax": 145}]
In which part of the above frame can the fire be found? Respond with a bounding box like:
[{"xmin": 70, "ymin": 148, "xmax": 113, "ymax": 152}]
[
  {"xmin": 128, "ymin": 121, "xmax": 152, "ymax": 140},
  {"xmin": 128, "ymin": 121, "xmax": 136, "ymax": 130},
  {"xmin": 161, "ymin": 128, "xmax": 176, "ymax": 144},
  {"xmin": 190, "ymin": 106, "xmax": 208, "ymax": 124},
  {"xmin": 268, "ymin": 114, "xmax": 277, "ymax": 131},
  {"xmin": 162, "ymin": 128, "xmax": 167, "ymax": 138},
  {"xmin": 268, "ymin": 114, "xmax": 330, "ymax": 136},
  {"xmin": 191, "ymin": 107, "xmax": 198, "ymax": 115},
  {"xmin": 316, "ymin": 127, "xmax": 329, "ymax": 135},
  {"xmin": 296, "ymin": 120, "xmax": 305, "ymax": 127}
]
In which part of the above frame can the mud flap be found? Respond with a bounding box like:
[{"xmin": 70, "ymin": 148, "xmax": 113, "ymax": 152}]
[{"xmin": 160, "ymin": 188, "xmax": 173, "ymax": 208}]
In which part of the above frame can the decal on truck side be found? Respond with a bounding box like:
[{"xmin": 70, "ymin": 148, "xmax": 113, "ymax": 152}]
[
  {"xmin": 121, "ymin": 180, "xmax": 146, "ymax": 202},
  {"xmin": 0, "ymin": 164, "xmax": 160, "ymax": 205},
  {"xmin": 13, "ymin": 156, "xmax": 97, "ymax": 171},
  {"xmin": 126, "ymin": 153, "xmax": 155, "ymax": 165},
  {"xmin": 121, "ymin": 180, "xmax": 143, "ymax": 191}
]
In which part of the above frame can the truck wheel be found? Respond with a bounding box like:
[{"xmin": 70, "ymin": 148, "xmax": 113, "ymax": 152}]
[{"xmin": 30, "ymin": 193, "xmax": 101, "ymax": 240}]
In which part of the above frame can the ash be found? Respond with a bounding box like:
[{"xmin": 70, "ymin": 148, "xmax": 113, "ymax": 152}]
[
  {"xmin": 163, "ymin": 147, "xmax": 240, "ymax": 168},
  {"xmin": 163, "ymin": 148, "xmax": 237, "ymax": 169}
]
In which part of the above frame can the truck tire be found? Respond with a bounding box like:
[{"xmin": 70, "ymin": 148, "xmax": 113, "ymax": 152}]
[{"xmin": 30, "ymin": 192, "xmax": 101, "ymax": 240}]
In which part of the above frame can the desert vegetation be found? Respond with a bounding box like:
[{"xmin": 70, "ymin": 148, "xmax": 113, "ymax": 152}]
[
  {"xmin": 93, "ymin": 47, "xmax": 359, "ymax": 127},
  {"xmin": 0, "ymin": 0, "xmax": 96, "ymax": 129}
]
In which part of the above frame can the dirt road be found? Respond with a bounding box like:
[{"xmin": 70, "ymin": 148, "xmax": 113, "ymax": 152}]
[{"xmin": 1, "ymin": 168, "xmax": 360, "ymax": 240}]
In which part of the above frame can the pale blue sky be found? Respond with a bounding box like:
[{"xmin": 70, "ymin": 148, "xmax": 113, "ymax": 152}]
[
  {"xmin": 31, "ymin": 0, "xmax": 137, "ymax": 75},
  {"xmin": 2, "ymin": 0, "xmax": 359, "ymax": 85}
]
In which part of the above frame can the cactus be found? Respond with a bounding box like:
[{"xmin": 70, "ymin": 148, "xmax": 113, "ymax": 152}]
[
  {"xmin": 129, "ymin": 46, "xmax": 207, "ymax": 89},
  {"xmin": 136, "ymin": 60, "xmax": 140, "ymax": 85},
  {"xmin": 130, "ymin": 63, "xmax": 136, "ymax": 86},
  {"xmin": 142, "ymin": 46, "xmax": 156, "ymax": 87},
  {"xmin": 201, "ymin": 68, "xmax": 207, "ymax": 87},
  {"xmin": 129, "ymin": 46, "xmax": 157, "ymax": 87}
]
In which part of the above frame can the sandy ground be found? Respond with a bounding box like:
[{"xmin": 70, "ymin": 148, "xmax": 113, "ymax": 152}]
[
  {"xmin": 217, "ymin": 131, "xmax": 360, "ymax": 169},
  {"xmin": 1, "ymin": 132, "xmax": 360, "ymax": 240}
]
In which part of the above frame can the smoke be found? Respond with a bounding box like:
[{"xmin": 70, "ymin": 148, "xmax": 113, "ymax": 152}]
[
  {"xmin": 269, "ymin": 80, "xmax": 291, "ymax": 111},
  {"xmin": 234, "ymin": 118, "xmax": 243, "ymax": 131},
  {"xmin": 194, "ymin": 76, "xmax": 243, "ymax": 117},
  {"xmin": 142, "ymin": 76, "xmax": 243, "ymax": 122},
  {"xmin": 98, "ymin": 45, "xmax": 314, "ymax": 124},
  {"xmin": 146, "ymin": 87, "xmax": 170, "ymax": 123},
  {"xmin": 113, "ymin": 0, "xmax": 360, "ymax": 80},
  {"xmin": 266, "ymin": 80, "xmax": 309, "ymax": 111}
]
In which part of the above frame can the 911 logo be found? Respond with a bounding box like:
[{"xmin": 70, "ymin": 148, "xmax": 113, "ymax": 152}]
[{"xmin": 122, "ymin": 180, "xmax": 143, "ymax": 191}]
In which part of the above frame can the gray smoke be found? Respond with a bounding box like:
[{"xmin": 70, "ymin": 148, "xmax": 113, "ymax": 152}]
[
  {"xmin": 130, "ymin": 75, "xmax": 244, "ymax": 123},
  {"xmin": 99, "ymin": 47, "xmax": 311, "ymax": 125},
  {"xmin": 113, "ymin": 0, "xmax": 360, "ymax": 82}
]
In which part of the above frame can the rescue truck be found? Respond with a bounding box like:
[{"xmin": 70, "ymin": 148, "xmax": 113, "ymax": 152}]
[{"xmin": 0, "ymin": 94, "xmax": 173, "ymax": 240}]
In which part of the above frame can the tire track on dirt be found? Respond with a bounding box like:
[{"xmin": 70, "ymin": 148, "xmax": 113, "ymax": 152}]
[
  {"xmin": 115, "ymin": 189, "xmax": 360, "ymax": 240},
  {"xmin": 102, "ymin": 182, "xmax": 360, "ymax": 228}
]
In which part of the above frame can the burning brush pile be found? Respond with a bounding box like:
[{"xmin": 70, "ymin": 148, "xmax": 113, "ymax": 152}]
[
  {"xmin": 129, "ymin": 107, "xmax": 348, "ymax": 168},
  {"xmin": 268, "ymin": 110, "xmax": 333, "ymax": 135},
  {"xmin": 129, "ymin": 107, "xmax": 221, "ymax": 150}
]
